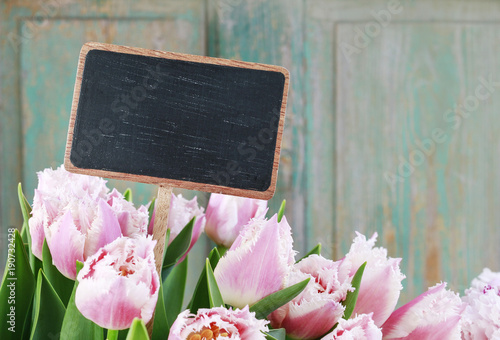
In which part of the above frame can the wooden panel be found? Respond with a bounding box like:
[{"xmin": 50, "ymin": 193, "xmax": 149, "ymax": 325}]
[
  {"xmin": 306, "ymin": 0, "xmax": 500, "ymax": 302},
  {"xmin": 208, "ymin": 0, "xmax": 310, "ymax": 254}
]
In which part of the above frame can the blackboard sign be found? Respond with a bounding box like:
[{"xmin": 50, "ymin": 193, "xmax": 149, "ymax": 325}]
[{"xmin": 64, "ymin": 43, "xmax": 289, "ymax": 199}]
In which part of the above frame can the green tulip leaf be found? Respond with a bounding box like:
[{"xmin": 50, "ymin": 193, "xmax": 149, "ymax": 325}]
[
  {"xmin": 0, "ymin": 230, "xmax": 35, "ymax": 340},
  {"xmin": 30, "ymin": 269, "xmax": 66, "ymax": 340},
  {"xmin": 265, "ymin": 328, "xmax": 286, "ymax": 340},
  {"xmin": 163, "ymin": 257, "xmax": 188, "ymax": 328},
  {"xmin": 216, "ymin": 245, "xmax": 228, "ymax": 257},
  {"xmin": 151, "ymin": 280, "xmax": 170, "ymax": 339},
  {"xmin": 277, "ymin": 200, "xmax": 286, "ymax": 222},
  {"xmin": 342, "ymin": 262, "xmax": 367, "ymax": 320},
  {"xmin": 125, "ymin": 318, "xmax": 149, "ymax": 340},
  {"xmin": 21, "ymin": 299, "xmax": 34, "ymax": 340},
  {"xmin": 162, "ymin": 218, "xmax": 194, "ymax": 281},
  {"xmin": 117, "ymin": 329, "xmax": 129, "ymax": 340},
  {"xmin": 107, "ymin": 329, "xmax": 119, "ymax": 340},
  {"xmin": 208, "ymin": 247, "xmax": 221, "ymax": 269},
  {"xmin": 250, "ymin": 278, "xmax": 310, "ymax": 320},
  {"xmin": 297, "ymin": 243, "xmax": 322, "ymax": 263},
  {"xmin": 188, "ymin": 247, "xmax": 220, "ymax": 313},
  {"xmin": 123, "ymin": 188, "xmax": 133, "ymax": 202},
  {"xmin": 20, "ymin": 226, "xmax": 29, "ymax": 245},
  {"xmin": 17, "ymin": 183, "xmax": 31, "ymax": 238},
  {"xmin": 18, "ymin": 183, "xmax": 43, "ymax": 276},
  {"xmin": 60, "ymin": 261, "xmax": 103, "ymax": 340},
  {"xmin": 206, "ymin": 259, "xmax": 224, "ymax": 308},
  {"xmin": 41, "ymin": 240, "xmax": 74, "ymax": 306}
]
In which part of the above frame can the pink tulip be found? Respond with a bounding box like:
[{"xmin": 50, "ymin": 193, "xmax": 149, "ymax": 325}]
[
  {"xmin": 214, "ymin": 214, "xmax": 295, "ymax": 308},
  {"xmin": 321, "ymin": 313, "xmax": 382, "ymax": 340},
  {"xmin": 269, "ymin": 255, "xmax": 352, "ymax": 340},
  {"xmin": 169, "ymin": 306, "xmax": 269, "ymax": 340},
  {"xmin": 339, "ymin": 232, "xmax": 405, "ymax": 326},
  {"xmin": 75, "ymin": 235, "xmax": 159, "ymax": 330},
  {"xmin": 462, "ymin": 268, "xmax": 500, "ymax": 339},
  {"xmin": 28, "ymin": 166, "xmax": 149, "ymax": 279},
  {"xmin": 382, "ymin": 283, "xmax": 464, "ymax": 339},
  {"xmin": 29, "ymin": 166, "xmax": 108, "ymax": 259},
  {"xmin": 107, "ymin": 188, "xmax": 149, "ymax": 237},
  {"xmin": 148, "ymin": 193, "xmax": 205, "ymax": 261},
  {"xmin": 205, "ymin": 193, "xmax": 267, "ymax": 247}
]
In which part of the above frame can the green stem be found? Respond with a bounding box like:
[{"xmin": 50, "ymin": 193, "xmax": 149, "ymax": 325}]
[
  {"xmin": 107, "ymin": 329, "xmax": 119, "ymax": 340},
  {"xmin": 216, "ymin": 245, "xmax": 228, "ymax": 257}
]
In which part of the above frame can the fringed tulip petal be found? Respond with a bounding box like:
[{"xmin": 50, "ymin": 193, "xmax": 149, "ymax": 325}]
[
  {"xmin": 400, "ymin": 315, "xmax": 462, "ymax": 340},
  {"xmin": 167, "ymin": 193, "xmax": 206, "ymax": 242},
  {"xmin": 342, "ymin": 233, "xmax": 405, "ymax": 326},
  {"xmin": 108, "ymin": 188, "xmax": 149, "ymax": 237},
  {"xmin": 84, "ymin": 199, "xmax": 122, "ymax": 258},
  {"xmin": 76, "ymin": 277, "xmax": 146, "ymax": 330},
  {"xmin": 382, "ymin": 283, "xmax": 464, "ymax": 340},
  {"xmin": 46, "ymin": 210, "xmax": 85, "ymax": 279},
  {"xmin": 269, "ymin": 255, "xmax": 352, "ymax": 340},
  {"xmin": 280, "ymin": 299, "xmax": 345, "ymax": 339},
  {"xmin": 462, "ymin": 268, "xmax": 500, "ymax": 339},
  {"xmin": 28, "ymin": 189, "xmax": 46, "ymax": 259},
  {"xmin": 205, "ymin": 193, "xmax": 267, "ymax": 247},
  {"xmin": 214, "ymin": 215, "xmax": 294, "ymax": 308},
  {"xmin": 321, "ymin": 313, "xmax": 382, "ymax": 340}
]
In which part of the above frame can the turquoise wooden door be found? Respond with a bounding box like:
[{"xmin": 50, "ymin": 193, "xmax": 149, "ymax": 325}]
[
  {"xmin": 305, "ymin": 0, "xmax": 500, "ymax": 301},
  {"xmin": 2, "ymin": 0, "xmax": 500, "ymax": 304}
]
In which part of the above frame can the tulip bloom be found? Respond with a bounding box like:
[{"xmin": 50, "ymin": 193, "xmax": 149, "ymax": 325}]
[
  {"xmin": 148, "ymin": 193, "xmax": 205, "ymax": 260},
  {"xmin": 462, "ymin": 268, "xmax": 500, "ymax": 339},
  {"xmin": 107, "ymin": 188, "xmax": 149, "ymax": 237},
  {"xmin": 339, "ymin": 232, "xmax": 405, "ymax": 326},
  {"xmin": 269, "ymin": 255, "xmax": 352, "ymax": 340},
  {"xmin": 29, "ymin": 166, "xmax": 149, "ymax": 279},
  {"xmin": 169, "ymin": 306, "xmax": 269, "ymax": 340},
  {"xmin": 382, "ymin": 283, "xmax": 464, "ymax": 339},
  {"xmin": 75, "ymin": 236, "xmax": 159, "ymax": 330},
  {"xmin": 214, "ymin": 214, "xmax": 295, "ymax": 308},
  {"xmin": 205, "ymin": 193, "xmax": 267, "ymax": 247},
  {"xmin": 321, "ymin": 313, "xmax": 382, "ymax": 340}
]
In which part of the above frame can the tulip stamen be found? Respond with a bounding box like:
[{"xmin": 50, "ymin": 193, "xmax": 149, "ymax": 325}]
[
  {"xmin": 118, "ymin": 265, "xmax": 135, "ymax": 277},
  {"xmin": 187, "ymin": 323, "xmax": 230, "ymax": 339},
  {"xmin": 200, "ymin": 329, "xmax": 213, "ymax": 338}
]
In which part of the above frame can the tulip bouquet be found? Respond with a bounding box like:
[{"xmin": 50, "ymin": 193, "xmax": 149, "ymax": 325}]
[{"xmin": 1, "ymin": 166, "xmax": 499, "ymax": 340}]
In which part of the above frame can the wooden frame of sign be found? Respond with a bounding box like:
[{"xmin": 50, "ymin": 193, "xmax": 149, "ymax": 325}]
[{"xmin": 64, "ymin": 42, "xmax": 289, "ymax": 200}]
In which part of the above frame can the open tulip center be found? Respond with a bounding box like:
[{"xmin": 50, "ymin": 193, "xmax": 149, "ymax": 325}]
[
  {"xmin": 187, "ymin": 323, "xmax": 230, "ymax": 339},
  {"xmin": 115, "ymin": 254, "xmax": 137, "ymax": 277},
  {"xmin": 118, "ymin": 265, "xmax": 135, "ymax": 276},
  {"xmin": 314, "ymin": 277, "xmax": 328, "ymax": 293}
]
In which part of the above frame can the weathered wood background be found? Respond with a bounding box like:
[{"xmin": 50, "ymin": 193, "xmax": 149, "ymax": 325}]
[{"xmin": 2, "ymin": 0, "xmax": 500, "ymax": 303}]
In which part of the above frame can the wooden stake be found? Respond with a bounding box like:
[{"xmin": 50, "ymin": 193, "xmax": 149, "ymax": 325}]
[
  {"xmin": 151, "ymin": 186, "xmax": 173, "ymax": 275},
  {"xmin": 147, "ymin": 185, "xmax": 172, "ymax": 335}
]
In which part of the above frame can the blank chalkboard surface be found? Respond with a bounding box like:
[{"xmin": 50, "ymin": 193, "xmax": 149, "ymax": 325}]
[{"xmin": 64, "ymin": 43, "xmax": 289, "ymax": 199}]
